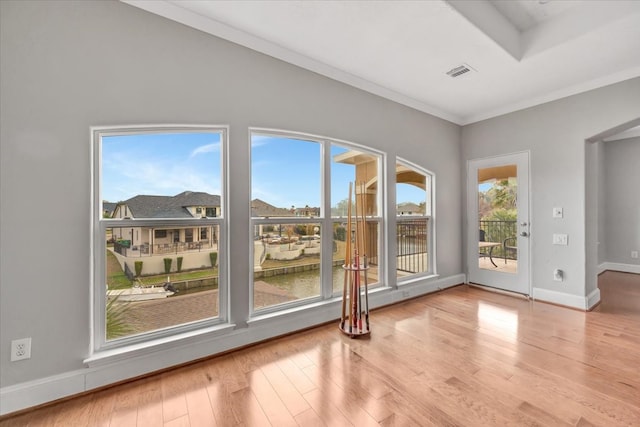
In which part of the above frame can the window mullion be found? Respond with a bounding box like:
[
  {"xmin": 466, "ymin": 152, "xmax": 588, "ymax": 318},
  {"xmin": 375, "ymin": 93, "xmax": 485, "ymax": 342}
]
[{"xmin": 321, "ymin": 140, "xmax": 333, "ymax": 299}]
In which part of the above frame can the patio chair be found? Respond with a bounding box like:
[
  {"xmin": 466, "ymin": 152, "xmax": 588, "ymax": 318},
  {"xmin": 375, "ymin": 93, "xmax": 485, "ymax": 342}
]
[{"xmin": 503, "ymin": 236, "xmax": 517, "ymax": 263}]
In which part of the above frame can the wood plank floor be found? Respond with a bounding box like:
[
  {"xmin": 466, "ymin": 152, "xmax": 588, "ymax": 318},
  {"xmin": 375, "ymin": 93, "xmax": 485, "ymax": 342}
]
[{"xmin": 2, "ymin": 271, "xmax": 639, "ymax": 426}]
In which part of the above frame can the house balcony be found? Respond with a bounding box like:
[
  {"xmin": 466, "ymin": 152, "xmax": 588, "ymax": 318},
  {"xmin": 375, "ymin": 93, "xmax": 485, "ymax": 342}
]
[{"xmin": 113, "ymin": 240, "xmax": 215, "ymax": 257}]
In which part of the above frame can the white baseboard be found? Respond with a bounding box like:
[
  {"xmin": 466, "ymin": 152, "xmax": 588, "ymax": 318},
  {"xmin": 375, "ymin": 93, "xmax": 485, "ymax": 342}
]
[
  {"xmin": 0, "ymin": 273, "xmax": 464, "ymax": 416},
  {"xmin": 0, "ymin": 369, "xmax": 87, "ymax": 417},
  {"xmin": 532, "ymin": 287, "xmax": 599, "ymax": 310},
  {"xmin": 598, "ymin": 262, "xmax": 640, "ymax": 275},
  {"xmin": 586, "ymin": 287, "xmax": 601, "ymax": 310}
]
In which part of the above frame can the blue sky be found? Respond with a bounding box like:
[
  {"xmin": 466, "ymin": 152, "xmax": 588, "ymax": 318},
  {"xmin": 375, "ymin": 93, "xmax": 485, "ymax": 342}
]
[
  {"xmin": 102, "ymin": 132, "xmax": 425, "ymax": 208},
  {"xmin": 479, "ymin": 182, "xmax": 493, "ymax": 192},
  {"xmin": 252, "ymin": 135, "xmax": 426, "ymax": 208},
  {"xmin": 102, "ymin": 132, "xmax": 221, "ymax": 202}
]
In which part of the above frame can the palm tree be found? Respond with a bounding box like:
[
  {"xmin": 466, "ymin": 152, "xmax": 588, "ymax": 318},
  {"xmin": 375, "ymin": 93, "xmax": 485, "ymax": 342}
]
[{"xmin": 106, "ymin": 296, "xmax": 134, "ymax": 339}]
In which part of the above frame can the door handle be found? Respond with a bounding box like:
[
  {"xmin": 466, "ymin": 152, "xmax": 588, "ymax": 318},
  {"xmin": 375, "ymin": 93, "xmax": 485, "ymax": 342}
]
[{"xmin": 520, "ymin": 231, "xmax": 529, "ymax": 237}]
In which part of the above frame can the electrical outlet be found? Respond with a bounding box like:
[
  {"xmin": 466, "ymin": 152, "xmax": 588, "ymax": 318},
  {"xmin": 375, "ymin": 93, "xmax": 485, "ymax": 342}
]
[
  {"xmin": 553, "ymin": 269, "xmax": 563, "ymax": 282},
  {"xmin": 632, "ymin": 251, "xmax": 639, "ymax": 259},
  {"xmin": 11, "ymin": 338, "xmax": 31, "ymax": 361}
]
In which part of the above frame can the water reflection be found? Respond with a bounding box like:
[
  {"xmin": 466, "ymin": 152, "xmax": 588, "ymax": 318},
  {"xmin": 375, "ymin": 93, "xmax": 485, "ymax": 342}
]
[{"xmin": 259, "ymin": 266, "xmax": 345, "ymax": 298}]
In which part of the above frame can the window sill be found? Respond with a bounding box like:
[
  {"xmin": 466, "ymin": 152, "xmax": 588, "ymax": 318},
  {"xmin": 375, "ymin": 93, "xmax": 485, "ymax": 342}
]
[
  {"xmin": 84, "ymin": 323, "xmax": 236, "ymax": 368},
  {"xmin": 398, "ymin": 273, "xmax": 440, "ymax": 286},
  {"xmin": 248, "ymin": 286, "xmax": 391, "ymax": 326},
  {"xmin": 248, "ymin": 296, "xmax": 343, "ymax": 326}
]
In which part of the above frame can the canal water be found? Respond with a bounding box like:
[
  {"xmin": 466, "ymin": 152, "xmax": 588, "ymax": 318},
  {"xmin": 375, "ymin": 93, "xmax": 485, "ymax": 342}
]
[{"xmin": 177, "ymin": 265, "xmax": 345, "ymax": 297}]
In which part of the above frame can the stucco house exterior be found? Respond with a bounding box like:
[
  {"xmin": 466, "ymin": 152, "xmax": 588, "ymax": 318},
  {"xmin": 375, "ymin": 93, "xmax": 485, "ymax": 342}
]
[
  {"xmin": 110, "ymin": 191, "xmax": 221, "ymax": 258},
  {"xmin": 397, "ymin": 202, "xmax": 423, "ymax": 216}
]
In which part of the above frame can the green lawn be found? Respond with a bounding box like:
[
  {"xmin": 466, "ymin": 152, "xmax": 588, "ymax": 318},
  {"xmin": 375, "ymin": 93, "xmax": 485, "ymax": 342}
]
[
  {"xmin": 137, "ymin": 269, "xmax": 218, "ymax": 286},
  {"xmin": 106, "ymin": 240, "xmax": 343, "ymax": 290},
  {"xmin": 106, "ymin": 251, "xmax": 218, "ymax": 289},
  {"xmin": 106, "ymin": 251, "xmax": 132, "ymax": 289}
]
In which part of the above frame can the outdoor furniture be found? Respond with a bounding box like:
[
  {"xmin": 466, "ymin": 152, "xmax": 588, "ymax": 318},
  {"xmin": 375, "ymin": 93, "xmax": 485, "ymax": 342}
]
[
  {"xmin": 503, "ymin": 236, "xmax": 517, "ymax": 263},
  {"xmin": 479, "ymin": 229, "xmax": 500, "ymax": 267},
  {"xmin": 479, "ymin": 242, "xmax": 501, "ymax": 267}
]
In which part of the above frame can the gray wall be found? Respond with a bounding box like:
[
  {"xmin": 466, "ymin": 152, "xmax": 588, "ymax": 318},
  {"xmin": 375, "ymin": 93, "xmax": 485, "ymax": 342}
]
[
  {"xmin": 461, "ymin": 79, "xmax": 640, "ymax": 301},
  {"xmin": 0, "ymin": 0, "xmax": 461, "ymax": 392},
  {"xmin": 602, "ymin": 137, "xmax": 640, "ymax": 264},
  {"xmin": 597, "ymin": 140, "xmax": 606, "ymax": 265}
]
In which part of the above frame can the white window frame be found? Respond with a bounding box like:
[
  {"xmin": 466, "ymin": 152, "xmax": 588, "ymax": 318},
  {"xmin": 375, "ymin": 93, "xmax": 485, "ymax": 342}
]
[
  {"xmin": 330, "ymin": 140, "xmax": 385, "ymax": 296},
  {"xmin": 395, "ymin": 157, "xmax": 436, "ymax": 282},
  {"xmin": 249, "ymin": 128, "xmax": 384, "ymax": 316},
  {"xmin": 90, "ymin": 125, "xmax": 228, "ymax": 353}
]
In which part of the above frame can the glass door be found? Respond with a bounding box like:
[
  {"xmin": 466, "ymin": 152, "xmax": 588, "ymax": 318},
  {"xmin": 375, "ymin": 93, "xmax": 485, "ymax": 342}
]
[{"xmin": 467, "ymin": 152, "xmax": 530, "ymax": 295}]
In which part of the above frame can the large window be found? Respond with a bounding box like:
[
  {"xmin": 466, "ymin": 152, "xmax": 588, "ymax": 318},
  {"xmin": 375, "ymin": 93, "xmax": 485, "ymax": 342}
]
[
  {"xmin": 396, "ymin": 159, "xmax": 433, "ymax": 279},
  {"xmin": 93, "ymin": 125, "xmax": 434, "ymax": 352},
  {"xmin": 92, "ymin": 126, "xmax": 227, "ymax": 350},
  {"xmin": 251, "ymin": 130, "xmax": 382, "ymax": 313},
  {"xmin": 331, "ymin": 144, "xmax": 382, "ymax": 294}
]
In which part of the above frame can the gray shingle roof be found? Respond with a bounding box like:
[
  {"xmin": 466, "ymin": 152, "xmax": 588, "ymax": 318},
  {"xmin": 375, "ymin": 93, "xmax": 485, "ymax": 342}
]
[
  {"xmin": 103, "ymin": 202, "xmax": 117, "ymax": 217},
  {"xmin": 397, "ymin": 202, "xmax": 421, "ymax": 214},
  {"xmin": 119, "ymin": 191, "xmax": 221, "ymax": 219},
  {"xmin": 251, "ymin": 199, "xmax": 295, "ymax": 217}
]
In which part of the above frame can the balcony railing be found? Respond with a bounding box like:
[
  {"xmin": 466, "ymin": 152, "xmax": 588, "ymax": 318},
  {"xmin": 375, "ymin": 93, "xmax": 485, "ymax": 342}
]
[
  {"xmin": 397, "ymin": 217, "xmax": 428, "ymax": 274},
  {"xmin": 479, "ymin": 220, "xmax": 517, "ymax": 260},
  {"xmin": 113, "ymin": 240, "xmax": 213, "ymax": 257}
]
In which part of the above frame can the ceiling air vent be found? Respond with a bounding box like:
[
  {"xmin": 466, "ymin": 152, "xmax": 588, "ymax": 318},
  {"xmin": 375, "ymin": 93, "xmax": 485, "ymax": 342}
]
[{"xmin": 446, "ymin": 64, "xmax": 475, "ymax": 78}]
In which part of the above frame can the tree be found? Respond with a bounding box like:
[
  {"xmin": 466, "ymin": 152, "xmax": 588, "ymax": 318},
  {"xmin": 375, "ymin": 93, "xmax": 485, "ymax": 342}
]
[
  {"xmin": 479, "ymin": 179, "xmax": 517, "ymax": 220},
  {"xmin": 163, "ymin": 258, "xmax": 172, "ymax": 274},
  {"xmin": 106, "ymin": 297, "xmax": 133, "ymax": 339},
  {"xmin": 285, "ymin": 225, "xmax": 295, "ymax": 250},
  {"xmin": 490, "ymin": 179, "xmax": 517, "ymax": 210},
  {"xmin": 134, "ymin": 261, "xmax": 143, "ymax": 277},
  {"xmin": 331, "ymin": 198, "xmax": 355, "ymax": 217}
]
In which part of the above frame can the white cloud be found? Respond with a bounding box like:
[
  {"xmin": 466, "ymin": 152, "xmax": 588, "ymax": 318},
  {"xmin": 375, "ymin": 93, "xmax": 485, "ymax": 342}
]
[{"xmin": 190, "ymin": 143, "xmax": 219, "ymax": 157}]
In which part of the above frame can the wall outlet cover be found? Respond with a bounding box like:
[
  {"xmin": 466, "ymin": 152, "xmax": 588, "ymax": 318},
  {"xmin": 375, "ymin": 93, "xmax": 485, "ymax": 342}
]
[
  {"xmin": 553, "ymin": 234, "xmax": 568, "ymax": 245},
  {"xmin": 554, "ymin": 269, "xmax": 563, "ymax": 281},
  {"xmin": 11, "ymin": 338, "xmax": 31, "ymax": 361}
]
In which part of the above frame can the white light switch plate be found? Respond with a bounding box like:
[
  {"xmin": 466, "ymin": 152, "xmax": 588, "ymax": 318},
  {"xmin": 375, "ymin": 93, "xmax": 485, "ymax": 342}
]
[{"xmin": 553, "ymin": 234, "xmax": 568, "ymax": 245}]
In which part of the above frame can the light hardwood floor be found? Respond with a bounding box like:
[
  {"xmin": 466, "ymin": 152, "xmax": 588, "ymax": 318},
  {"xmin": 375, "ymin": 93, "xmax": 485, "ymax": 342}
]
[{"xmin": 2, "ymin": 271, "xmax": 639, "ymax": 426}]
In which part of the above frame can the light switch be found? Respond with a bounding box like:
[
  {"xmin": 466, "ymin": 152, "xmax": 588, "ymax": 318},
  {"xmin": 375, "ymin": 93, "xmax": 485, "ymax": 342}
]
[
  {"xmin": 553, "ymin": 234, "xmax": 568, "ymax": 245},
  {"xmin": 553, "ymin": 207, "xmax": 563, "ymax": 218}
]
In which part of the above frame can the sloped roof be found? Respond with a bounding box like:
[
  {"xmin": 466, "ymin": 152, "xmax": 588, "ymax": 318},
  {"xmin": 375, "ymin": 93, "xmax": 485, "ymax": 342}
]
[
  {"xmin": 119, "ymin": 191, "xmax": 221, "ymax": 219},
  {"xmin": 397, "ymin": 202, "xmax": 421, "ymax": 214},
  {"xmin": 103, "ymin": 202, "xmax": 117, "ymax": 216},
  {"xmin": 251, "ymin": 199, "xmax": 295, "ymax": 217},
  {"xmin": 172, "ymin": 191, "xmax": 221, "ymax": 207}
]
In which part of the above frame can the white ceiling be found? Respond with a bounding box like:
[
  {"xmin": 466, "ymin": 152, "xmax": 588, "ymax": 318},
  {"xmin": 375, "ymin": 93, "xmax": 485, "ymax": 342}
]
[{"xmin": 125, "ymin": 0, "xmax": 640, "ymax": 125}]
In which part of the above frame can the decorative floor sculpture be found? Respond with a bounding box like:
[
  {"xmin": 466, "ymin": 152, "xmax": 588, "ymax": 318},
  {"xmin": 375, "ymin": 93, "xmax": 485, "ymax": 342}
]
[{"xmin": 339, "ymin": 182, "xmax": 371, "ymax": 338}]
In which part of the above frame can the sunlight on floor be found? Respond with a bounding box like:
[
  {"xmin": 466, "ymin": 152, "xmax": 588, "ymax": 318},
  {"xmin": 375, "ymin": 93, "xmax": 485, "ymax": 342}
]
[{"xmin": 477, "ymin": 301, "xmax": 519, "ymax": 342}]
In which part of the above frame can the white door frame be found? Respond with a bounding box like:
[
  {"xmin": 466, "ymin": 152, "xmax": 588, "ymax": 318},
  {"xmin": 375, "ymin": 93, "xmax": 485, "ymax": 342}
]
[{"xmin": 467, "ymin": 151, "xmax": 531, "ymax": 295}]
